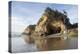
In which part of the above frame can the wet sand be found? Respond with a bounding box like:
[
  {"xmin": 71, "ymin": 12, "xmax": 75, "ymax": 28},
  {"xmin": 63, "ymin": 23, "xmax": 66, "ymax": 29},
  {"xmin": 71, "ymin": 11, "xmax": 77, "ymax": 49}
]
[
  {"xmin": 11, "ymin": 37, "xmax": 38, "ymax": 53},
  {"xmin": 11, "ymin": 36, "xmax": 78, "ymax": 53}
]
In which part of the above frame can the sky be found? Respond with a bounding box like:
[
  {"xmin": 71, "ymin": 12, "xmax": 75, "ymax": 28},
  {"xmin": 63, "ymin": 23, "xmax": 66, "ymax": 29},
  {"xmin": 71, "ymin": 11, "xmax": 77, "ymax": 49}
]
[{"xmin": 10, "ymin": 1, "xmax": 78, "ymax": 33}]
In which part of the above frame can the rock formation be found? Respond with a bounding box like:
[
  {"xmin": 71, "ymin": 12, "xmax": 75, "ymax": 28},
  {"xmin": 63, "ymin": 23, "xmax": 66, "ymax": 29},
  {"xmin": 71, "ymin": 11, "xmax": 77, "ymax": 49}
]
[
  {"xmin": 22, "ymin": 7, "xmax": 78, "ymax": 49},
  {"xmin": 22, "ymin": 25, "xmax": 36, "ymax": 35},
  {"xmin": 22, "ymin": 25, "xmax": 36, "ymax": 43},
  {"xmin": 34, "ymin": 7, "xmax": 74, "ymax": 36}
]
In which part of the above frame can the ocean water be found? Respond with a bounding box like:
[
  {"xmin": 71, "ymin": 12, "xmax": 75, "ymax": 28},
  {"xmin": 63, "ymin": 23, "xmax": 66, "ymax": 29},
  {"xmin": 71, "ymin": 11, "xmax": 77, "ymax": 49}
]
[{"xmin": 11, "ymin": 34, "xmax": 78, "ymax": 53}]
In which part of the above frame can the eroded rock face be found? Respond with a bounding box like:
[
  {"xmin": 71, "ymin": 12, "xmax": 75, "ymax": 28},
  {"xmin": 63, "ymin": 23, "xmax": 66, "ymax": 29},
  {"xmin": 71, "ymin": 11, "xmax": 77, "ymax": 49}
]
[
  {"xmin": 22, "ymin": 7, "xmax": 78, "ymax": 44},
  {"xmin": 23, "ymin": 25, "xmax": 36, "ymax": 35},
  {"xmin": 23, "ymin": 7, "xmax": 78, "ymax": 38},
  {"xmin": 22, "ymin": 25, "xmax": 36, "ymax": 43},
  {"xmin": 35, "ymin": 7, "xmax": 70, "ymax": 36}
]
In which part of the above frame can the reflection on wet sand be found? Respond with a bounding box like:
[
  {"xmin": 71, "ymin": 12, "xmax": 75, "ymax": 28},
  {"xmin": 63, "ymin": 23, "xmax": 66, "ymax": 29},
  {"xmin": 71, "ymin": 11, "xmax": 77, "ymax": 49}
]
[
  {"xmin": 12, "ymin": 36, "xmax": 77, "ymax": 53},
  {"xmin": 34, "ymin": 37, "xmax": 78, "ymax": 51}
]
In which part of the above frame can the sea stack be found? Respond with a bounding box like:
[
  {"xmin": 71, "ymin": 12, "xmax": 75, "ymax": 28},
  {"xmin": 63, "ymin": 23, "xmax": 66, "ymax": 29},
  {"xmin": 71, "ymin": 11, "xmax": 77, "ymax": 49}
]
[{"xmin": 22, "ymin": 7, "xmax": 78, "ymax": 49}]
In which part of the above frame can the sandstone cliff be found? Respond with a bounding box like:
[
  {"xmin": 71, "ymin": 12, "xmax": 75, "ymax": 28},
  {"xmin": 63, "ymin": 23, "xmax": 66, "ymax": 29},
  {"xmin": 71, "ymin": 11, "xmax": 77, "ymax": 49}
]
[
  {"xmin": 22, "ymin": 7, "xmax": 78, "ymax": 44},
  {"xmin": 23, "ymin": 7, "xmax": 78, "ymax": 36},
  {"xmin": 34, "ymin": 7, "xmax": 77, "ymax": 36}
]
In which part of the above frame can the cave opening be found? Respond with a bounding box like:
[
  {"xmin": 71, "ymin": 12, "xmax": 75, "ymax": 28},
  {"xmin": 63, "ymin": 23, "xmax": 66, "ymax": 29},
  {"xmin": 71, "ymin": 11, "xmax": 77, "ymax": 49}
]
[{"xmin": 47, "ymin": 26, "xmax": 61, "ymax": 35}]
